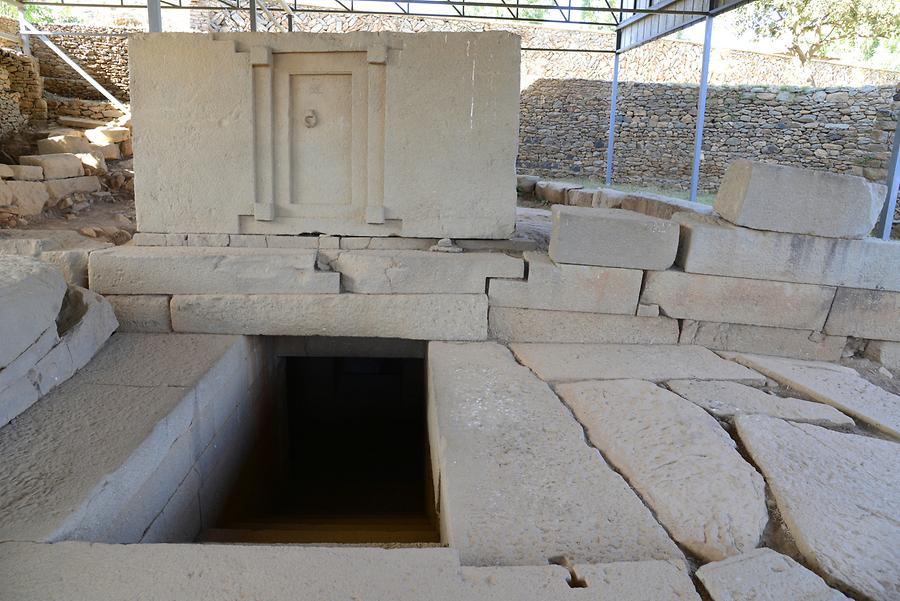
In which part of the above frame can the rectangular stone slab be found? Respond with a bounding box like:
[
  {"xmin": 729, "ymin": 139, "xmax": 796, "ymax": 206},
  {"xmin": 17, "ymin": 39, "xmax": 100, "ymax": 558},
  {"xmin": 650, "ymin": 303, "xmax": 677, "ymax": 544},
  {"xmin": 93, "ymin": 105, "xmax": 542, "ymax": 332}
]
[
  {"xmin": 488, "ymin": 252, "xmax": 641, "ymax": 314},
  {"xmin": 106, "ymin": 295, "xmax": 172, "ymax": 332},
  {"xmin": 679, "ymin": 320, "xmax": 846, "ymax": 362},
  {"xmin": 510, "ymin": 343, "xmax": 765, "ymax": 384},
  {"xmin": 549, "ymin": 206, "xmax": 679, "ymax": 270},
  {"xmin": 489, "ymin": 307, "xmax": 678, "ymax": 344},
  {"xmin": 641, "ymin": 270, "xmax": 835, "ymax": 331},
  {"xmin": 88, "ymin": 246, "xmax": 338, "ymax": 295},
  {"xmin": 428, "ymin": 342, "xmax": 682, "ymax": 566},
  {"xmin": 674, "ymin": 213, "xmax": 900, "ymax": 292},
  {"xmin": 171, "ymin": 294, "xmax": 488, "ymax": 341},
  {"xmin": 714, "ymin": 160, "xmax": 885, "ymax": 239},
  {"xmin": 824, "ymin": 287, "xmax": 900, "ymax": 342}
]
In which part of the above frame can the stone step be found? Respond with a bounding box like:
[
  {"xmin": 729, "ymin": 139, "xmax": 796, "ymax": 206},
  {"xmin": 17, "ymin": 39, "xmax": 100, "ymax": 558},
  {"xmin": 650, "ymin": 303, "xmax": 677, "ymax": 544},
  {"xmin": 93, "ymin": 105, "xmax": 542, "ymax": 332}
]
[{"xmin": 427, "ymin": 341, "xmax": 682, "ymax": 565}]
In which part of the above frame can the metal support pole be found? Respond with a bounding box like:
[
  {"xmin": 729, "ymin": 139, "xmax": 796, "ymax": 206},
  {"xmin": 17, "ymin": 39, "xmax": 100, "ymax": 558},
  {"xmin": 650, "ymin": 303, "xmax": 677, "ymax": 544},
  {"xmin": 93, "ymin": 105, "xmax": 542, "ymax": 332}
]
[
  {"xmin": 249, "ymin": 0, "xmax": 258, "ymax": 31},
  {"xmin": 876, "ymin": 114, "xmax": 900, "ymax": 240},
  {"xmin": 689, "ymin": 14, "xmax": 713, "ymax": 204},
  {"xmin": 604, "ymin": 52, "xmax": 620, "ymax": 187},
  {"xmin": 147, "ymin": 0, "xmax": 162, "ymax": 32},
  {"xmin": 17, "ymin": 8, "xmax": 29, "ymax": 55}
]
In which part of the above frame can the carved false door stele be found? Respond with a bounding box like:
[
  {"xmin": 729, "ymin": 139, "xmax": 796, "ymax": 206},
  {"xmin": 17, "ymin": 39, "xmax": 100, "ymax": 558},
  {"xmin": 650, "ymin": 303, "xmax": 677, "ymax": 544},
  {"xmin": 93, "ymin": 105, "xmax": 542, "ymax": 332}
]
[{"xmin": 250, "ymin": 45, "xmax": 387, "ymax": 229}]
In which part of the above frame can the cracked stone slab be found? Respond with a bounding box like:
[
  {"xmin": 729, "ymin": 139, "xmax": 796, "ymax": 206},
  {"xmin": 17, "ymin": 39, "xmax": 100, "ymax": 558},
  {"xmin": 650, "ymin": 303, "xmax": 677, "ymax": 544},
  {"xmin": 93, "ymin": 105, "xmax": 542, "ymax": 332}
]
[
  {"xmin": 697, "ymin": 548, "xmax": 851, "ymax": 601},
  {"xmin": 666, "ymin": 380, "xmax": 854, "ymax": 428},
  {"xmin": 510, "ymin": 343, "xmax": 765, "ymax": 384},
  {"xmin": 557, "ymin": 379, "xmax": 768, "ymax": 562},
  {"xmin": 730, "ymin": 353, "xmax": 900, "ymax": 438},
  {"xmin": 320, "ymin": 249, "xmax": 523, "ymax": 293},
  {"xmin": 428, "ymin": 342, "xmax": 682, "ymax": 566},
  {"xmin": 735, "ymin": 415, "xmax": 900, "ymax": 601}
]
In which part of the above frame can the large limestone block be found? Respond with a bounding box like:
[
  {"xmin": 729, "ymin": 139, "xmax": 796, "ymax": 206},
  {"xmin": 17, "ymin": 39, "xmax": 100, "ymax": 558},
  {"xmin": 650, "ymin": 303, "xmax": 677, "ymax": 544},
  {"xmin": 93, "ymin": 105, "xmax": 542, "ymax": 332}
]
[
  {"xmin": 0, "ymin": 256, "xmax": 67, "ymax": 369},
  {"xmin": 107, "ymin": 295, "xmax": 172, "ymax": 332},
  {"xmin": 489, "ymin": 307, "xmax": 679, "ymax": 344},
  {"xmin": 131, "ymin": 33, "xmax": 518, "ymax": 238},
  {"xmin": 824, "ymin": 287, "xmax": 900, "ymax": 341},
  {"xmin": 558, "ymin": 379, "xmax": 768, "ymax": 562},
  {"xmin": 735, "ymin": 415, "xmax": 900, "ymax": 601},
  {"xmin": 674, "ymin": 213, "xmax": 900, "ymax": 292},
  {"xmin": 641, "ymin": 270, "xmax": 835, "ymax": 330},
  {"xmin": 714, "ymin": 160, "xmax": 885, "ymax": 239},
  {"xmin": 510, "ymin": 343, "xmax": 765, "ymax": 384},
  {"xmin": 4, "ymin": 181, "xmax": 50, "ymax": 216},
  {"xmin": 89, "ymin": 141, "xmax": 121, "ymax": 160},
  {"xmin": 596, "ymin": 188, "xmax": 714, "ymax": 219},
  {"xmin": 549, "ymin": 206, "xmax": 679, "ymax": 269},
  {"xmin": 37, "ymin": 135, "xmax": 93, "ymax": 155},
  {"xmin": 865, "ymin": 340, "xmax": 900, "ymax": 371},
  {"xmin": 9, "ymin": 165, "xmax": 43, "ymax": 180},
  {"xmin": 20, "ymin": 153, "xmax": 84, "ymax": 179},
  {"xmin": 697, "ymin": 548, "xmax": 851, "ymax": 601},
  {"xmin": 730, "ymin": 353, "xmax": 900, "ymax": 438},
  {"xmin": 45, "ymin": 175, "xmax": 101, "ymax": 203},
  {"xmin": 320, "ymin": 249, "xmax": 523, "ymax": 293},
  {"xmin": 85, "ymin": 126, "xmax": 130, "ymax": 144},
  {"xmin": 171, "ymin": 294, "xmax": 488, "ymax": 341},
  {"xmin": 666, "ymin": 379, "xmax": 853, "ymax": 427},
  {"xmin": 535, "ymin": 180, "xmax": 580, "ymax": 204},
  {"xmin": 573, "ymin": 562, "xmax": 700, "ymax": 600},
  {"xmin": 428, "ymin": 342, "xmax": 681, "ymax": 565},
  {"xmin": 679, "ymin": 320, "xmax": 846, "ymax": 362},
  {"xmin": 89, "ymin": 246, "xmax": 338, "ymax": 295},
  {"xmin": 488, "ymin": 252, "xmax": 641, "ymax": 314}
]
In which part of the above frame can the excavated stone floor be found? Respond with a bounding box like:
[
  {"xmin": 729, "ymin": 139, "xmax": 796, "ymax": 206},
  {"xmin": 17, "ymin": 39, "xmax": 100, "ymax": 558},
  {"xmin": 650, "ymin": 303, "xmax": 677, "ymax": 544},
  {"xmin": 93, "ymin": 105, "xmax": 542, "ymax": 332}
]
[{"xmin": 0, "ymin": 333, "xmax": 897, "ymax": 600}]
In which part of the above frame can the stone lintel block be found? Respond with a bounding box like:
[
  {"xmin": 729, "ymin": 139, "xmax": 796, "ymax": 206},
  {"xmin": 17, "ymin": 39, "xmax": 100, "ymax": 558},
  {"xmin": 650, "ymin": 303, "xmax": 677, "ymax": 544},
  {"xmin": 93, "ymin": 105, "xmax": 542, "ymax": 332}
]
[
  {"xmin": 171, "ymin": 294, "xmax": 489, "ymax": 341},
  {"xmin": 488, "ymin": 252, "xmax": 641, "ymax": 314},
  {"xmin": 45, "ymin": 176, "xmax": 101, "ymax": 203},
  {"xmin": 641, "ymin": 270, "xmax": 836, "ymax": 331},
  {"xmin": 674, "ymin": 213, "xmax": 900, "ymax": 292},
  {"xmin": 19, "ymin": 153, "xmax": 84, "ymax": 179},
  {"xmin": 320, "ymin": 249, "xmax": 524, "ymax": 294},
  {"xmin": 549, "ymin": 206, "xmax": 679, "ymax": 270},
  {"xmin": 107, "ymin": 295, "xmax": 173, "ymax": 333},
  {"xmin": 88, "ymin": 247, "xmax": 337, "ymax": 295},
  {"xmin": 714, "ymin": 160, "xmax": 885, "ymax": 239},
  {"xmin": 535, "ymin": 180, "xmax": 581, "ymax": 205},
  {"xmin": 824, "ymin": 288, "xmax": 900, "ymax": 342},
  {"xmin": 679, "ymin": 320, "xmax": 847, "ymax": 362},
  {"xmin": 489, "ymin": 307, "xmax": 679, "ymax": 344}
]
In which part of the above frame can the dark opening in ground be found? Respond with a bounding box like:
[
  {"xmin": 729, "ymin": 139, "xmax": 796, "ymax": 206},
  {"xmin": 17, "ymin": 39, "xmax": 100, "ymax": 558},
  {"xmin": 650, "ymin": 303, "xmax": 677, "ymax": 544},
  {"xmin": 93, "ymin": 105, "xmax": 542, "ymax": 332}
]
[{"xmin": 199, "ymin": 348, "xmax": 439, "ymax": 545}]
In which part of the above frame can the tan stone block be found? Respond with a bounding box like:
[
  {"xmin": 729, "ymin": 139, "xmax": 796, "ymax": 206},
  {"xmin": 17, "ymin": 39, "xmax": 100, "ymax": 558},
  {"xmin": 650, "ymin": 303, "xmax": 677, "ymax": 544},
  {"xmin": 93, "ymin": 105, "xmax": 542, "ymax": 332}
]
[
  {"xmin": 9, "ymin": 165, "xmax": 43, "ymax": 181},
  {"xmin": 89, "ymin": 141, "xmax": 121, "ymax": 160},
  {"xmin": 824, "ymin": 288, "xmax": 900, "ymax": 341},
  {"xmin": 489, "ymin": 307, "xmax": 679, "ymax": 344},
  {"xmin": 6, "ymin": 181, "xmax": 50, "ymax": 216},
  {"xmin": 37, "ymin": 135, "xmax": 93, "ymax": 155},
  {"xmin": 264, "ymin": 235, "xmax": 319, "ymax": 249},
  {"xmin": 565, "ymin": 187, "xmax": 599, "ymax": 207},
  {"xmin": 549, "ymin": 206, "xmax": 679, "ymax": 270},
  {"xmin": 535, "ymin": 180, "xmax": 580, "ymax": 204},
  {"xmin": 597, "ymin": 188, "xmax": 714, "ymax": 219},
  {"xmin": 120, "ymin": 137, "xmax": 133, "ymax": 157},
  {"xmin": 107, "ymin": 295, "xmax": 172, "ymax": 333},
  {"xmin": 864, "ymin": 340, "xmax": 900, "ymax": 371},
  {"xmin": 45, "ymin": 176, "xmax": 101, "ymax": 203},
  {"xmin": 19, "ymin": 154, "xmax": 84, "ymax": 179},
  {"xmin": 0, "ymin": 164, "xmax": 13, "ymax": 179},
  {"xmin": 641, "ymin": 270, "xmax": 835, "ymax": 331},
  {"xmin": 74, "ymin": 152, "xmax": 107, "ymax": 176},
  {"xmin": 679, "ymin": 320, "xmax": 846, "ymax": 362},
  {"xmin": 85, "ymin": 126, "xmax": 130, "ymax": 144},
  {"xmin": 715, "ymin": 160, "xmax": 885, "ymax": 239}
]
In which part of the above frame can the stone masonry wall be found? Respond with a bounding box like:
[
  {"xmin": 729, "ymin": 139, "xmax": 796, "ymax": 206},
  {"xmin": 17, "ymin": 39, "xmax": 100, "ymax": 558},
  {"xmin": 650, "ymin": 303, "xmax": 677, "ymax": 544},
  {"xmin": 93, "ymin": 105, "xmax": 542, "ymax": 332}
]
[
  {"xmin": 519, "ymin": 80, "xmax": 900, "ymax": 195},
  {"xmin": 0, "ymin": 45, "xmax": 46, "ymax": 136}
]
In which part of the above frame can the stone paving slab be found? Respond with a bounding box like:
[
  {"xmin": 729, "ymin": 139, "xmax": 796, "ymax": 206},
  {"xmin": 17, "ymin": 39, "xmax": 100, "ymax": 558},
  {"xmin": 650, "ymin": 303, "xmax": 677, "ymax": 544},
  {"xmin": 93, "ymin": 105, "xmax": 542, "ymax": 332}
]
[
  {"xmin": 730, "ymin": 353, "xmax": 900, "ymax": 438},
  {"xmin": 696, "ymin": 548, "xmax": 851, "ymax": 601},
  {"xmin": 557, "ymin": 379, "xmax": 768, "ymax": 561},
  {"xmin": 735, "ymin": 415, "xmax": 900, "ymax": 601},
  {"xmin": 679, "ymin": 320, "xmax": 846, "ymax": 362},
  {"xmin": 428, "ymin": 342, "xmax": 682, "ymax": 566},
  {"xmin": 510, "ymin": 344, "xmax": 765, "ymax": 384},
  {"xmin": 666, "ymin": 380, "xmax": 854, "ymax": 428},
  {"xmin": 489, "ymin": 308, "xmax": 679, "ymax": 344}
]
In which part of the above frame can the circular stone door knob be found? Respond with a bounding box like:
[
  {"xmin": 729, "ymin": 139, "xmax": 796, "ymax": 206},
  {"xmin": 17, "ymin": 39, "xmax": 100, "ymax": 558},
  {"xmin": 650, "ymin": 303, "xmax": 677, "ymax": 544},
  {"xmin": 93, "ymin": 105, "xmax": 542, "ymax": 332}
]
[{"xmin": 304, "ymin": 110, "xmax": 318, "ymax": 128}]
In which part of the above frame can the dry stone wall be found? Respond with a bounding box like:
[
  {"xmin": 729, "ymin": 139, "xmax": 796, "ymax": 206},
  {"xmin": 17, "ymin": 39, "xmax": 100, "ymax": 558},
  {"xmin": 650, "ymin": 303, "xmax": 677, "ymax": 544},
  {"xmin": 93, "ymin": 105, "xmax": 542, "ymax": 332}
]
[{"xmin": 0, "ymin": 46, "xmax": 45, "ymax": 137}]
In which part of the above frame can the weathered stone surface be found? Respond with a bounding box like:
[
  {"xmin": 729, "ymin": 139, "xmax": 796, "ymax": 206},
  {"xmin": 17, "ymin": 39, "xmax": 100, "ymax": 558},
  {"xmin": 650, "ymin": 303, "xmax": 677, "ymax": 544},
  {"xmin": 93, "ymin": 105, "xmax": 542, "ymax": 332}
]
[
  {"xmin": 558, "ymin": 379, "xmax": 768, "ymax": 561},
  {"xmin": 5, "ymin": 181, "xmax": 50, "ymax": 216},
  {"xmin": 0, "ymin": 229, "xmax": 110, "ymax": 287},
  {"xmin": 535, "ymin": 180, "xmax": 580, "ymax": 204},
  {"xmin": 641, "ymin": 271, "xmax": 835, "ymax": 330},
  {"xmin": 131, "ymin": 33, "xmax": 518, "ymax": 238},
  {"xmin": 488, "ymin": 252, "xmax": 641, "ymax": 314},
  {"xmin": 674, "ymin": 213, "xmax": 900, "ymax": 292},
  {"xmin": 510, "ymin": 207, "xmax": 552, "ymax": 252},
  {"xmin": 515, "ymin": 174, "xmax": 539, "ymax": 194},
  {"xmin": 37, "ymin": 135, "xmax": 93, "ymax": 155},
  {"xmin": 0, "ymin": 164, "xmax": 12, "ymax": 178},
  {"xmin": 697, "ymin": 548, "xmax": 851, "ymax": 601},
  {"xmin": 319, "ymin": 249, "xmax": 523, "ymax": 293},
  {"xmin": 573, "ymin": 562, "xmax": 700, "ymax": 600},
  {"xmin": 666, "ymin": 379, "xmax": 853, "ymax": 427},
  {"xmin": 265, "ymin": 235, "xmax": 320, "ymax": 249},
  {"xmin": 106, "ymin": 295, "xmax": 172, "ymax": 332},
  {"xmin": 45, "ymin": 175, "xmax": 102, "ymax": 202},
  {"xmin": 339, "ymin": 236, "xmax": 436, "ymax": 251},
  {"xmin": 865, "ymin": 340, "xmax": 900, "ymax": 371},
  {"xmin": 510, "ymin": 344, "xmax": 765, "ymax": 384},
  {"xmin": 735, "ymin": 415, "xmax": 900, "ymax": 601},
  {"xmin": 20, "ymin": 153, "xmax": 85, "ymax": 179},
  {"xmin": 89, "ymin": 246, "xmax": 338, "ymax": 294},
  {"xmin": 171, "ymin": 294, "xmax": 488, "ymax": 341},
  {"xmin": 9, "ymin": 165, "xmax": 43, "ymax": 180},
  {"xmin": 187, "ymin": 233, "xmax": 230, "ymax": 247},
  {"xmin": 679, "ymin": 320, "xmax": 846, "ymax": 362},
  {"xmin": 0, "ymin": 327, "xmax": 58, "ymax": 428},
  {"xmin": 549, "ymin": 206, "xmax": 679, "ymax": 270},
  {"xmin": 597, "ymin": 188, "xmax": 714, "ymax": 219},
  {"xmin": 74, "ymin": 152, "xmax": 107, "ymax": 176},
  {"xmin": 730, "ymin": 353, "xmax": 900, "ymax": 438},
  {"xmin": 89, "ymin": 141, "xmax": 121, "ymax": 160},
  {"xmin": 0, "ymin": 256, "xmax": 67, "ymax": 369},
  {"xmin": 489, "ymin": 308, "xmax": 679, "ymax": 344},
  {"xmin": 428, "ymin": 342, "xmax": 681, "ymax": 565},
  {"xmin": 714, "ymin": 160, "xmax": 885, "ymax": 239},
  {"xmin": 85, "ymin": 126, "xmax": 130, "ymax": 144},
  {"xmin": 566, "ymin": 187, "xmax": 599, "ymax": 207},
  {"xmin": 824, "ymin": 287, "xmax": 900, "ymax": 342}
]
